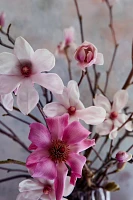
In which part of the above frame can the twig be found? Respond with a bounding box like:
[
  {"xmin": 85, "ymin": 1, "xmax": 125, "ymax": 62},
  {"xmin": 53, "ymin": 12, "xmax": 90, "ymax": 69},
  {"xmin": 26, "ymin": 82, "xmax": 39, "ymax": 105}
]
[
  {"xmin": 112, "ymin": 130, "xmax": 128, "ymax": 153},
  {"xmin": 0, "ymin": 24, "xmax": 15, "ymax": 45},
  {"xmin": 0, "ymin": 167, "xmax": 28, "ymax": 173},
  {"xmin": 117, "ymin": 112, "xmax": 133, "ymax": 131},
  {"xmin": 86, "ymin": 68, "xmax": 95, "ymax": 98},
  {"xmin": 0, "ymin": 159, "xmax": 25, "ymax": 166},
  {"xmin": 92, "ymin": 147, "xmax": 103, "ymax": 162},
  {"xmin": 0, "ymin": 38, "xmax": 13, "ymax": 49},
  {"xmin": 78, "ymin": 71, "xmax": 86, "ymax": 86},
  {"xmin": 0, "ymin": 174, "xmax": 31, "ymax": 183},
  {"xmin": 64, "ymin": 47, "xmax": 72, "ymax": 80},
  {"xmin": 126, "ymin": 144, "xmax": 133, "ymax": 152}
]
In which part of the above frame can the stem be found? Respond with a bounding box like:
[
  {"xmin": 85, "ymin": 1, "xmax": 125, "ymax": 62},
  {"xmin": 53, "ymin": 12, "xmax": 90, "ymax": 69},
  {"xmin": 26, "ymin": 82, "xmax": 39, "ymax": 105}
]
[
  {"xmin": 86, "ymin": 68, "xmax": 95, "ymax": 98},
  {"xmin": 0, "ymin": 38, "xmax": 13, "ymax": 49},
  {"xmin": 0, "ymin": 174, "xmax": 31, "ymax": 183},
  {"xmin": 0, "ymin": 159, "xmax": 25, "ymax": 166},
  {"xmin": 0, "ymin": 167, "xmax": 28, "ymax": 173},
  {"xmin": 78, "ymin": 71, "xmax": 86, "ymax": 86},
  {"xmin": 117, "ymin": 112, "xmax": 133, "ymax": 131},
  {"xmin": 0, "ymin": 24, "xmax": 15, "ymax": 44},
  {"xmin": 64, "ymin": 47, "xmax": 72, "ymax": 80},
  {"xmin": 126, "ymin": 144, "xmax": 133, "ymax": 152}
]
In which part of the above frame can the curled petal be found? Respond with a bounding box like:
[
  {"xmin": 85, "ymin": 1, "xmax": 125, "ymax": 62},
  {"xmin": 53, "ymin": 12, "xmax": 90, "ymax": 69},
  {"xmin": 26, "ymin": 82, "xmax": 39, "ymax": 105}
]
[
  {"xmin": 70, "ymin": 139, "xmax": 95, "ymax": 153},
  {"xmin": 112, "ymin": 90, "xmax": 128, "ymax": 112},
  {"xmin": 1, "ymin": 93, "xmax": 14, "ymax": 111},
  {"xmin": 43, "ymin": 102, "xmax": 67, "ymax": 117},
  {"xmin": 63, "ymin": 176, "xmax": 74, "ymax": 197},
  {"xmin": 76, "ymin": 106, "xmax": 106, "ymax": 125},
  {"xmin": 94, "ymin": 94, "xmax": 111, "ymax": 113}
]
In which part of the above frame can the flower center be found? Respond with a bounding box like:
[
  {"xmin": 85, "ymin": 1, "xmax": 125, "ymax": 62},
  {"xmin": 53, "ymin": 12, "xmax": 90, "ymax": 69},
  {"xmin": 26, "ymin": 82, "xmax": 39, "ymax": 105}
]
[
  {"xmin": 68, "ymin": 106, "xmax": 76, "ymax": 115},
  {"xmin": 110, "ymin": 111, "xmax": 118, "ymax": 120},
  {"xmin": 20, "ymin": 61, "xmax": 32, "ymax": 77},
  {"xmin": 49, "ymin": 140, "xmax": 70, "ymax": 162},
  {"xmin": 43, "ymin": 185, "xmax": 52, "ymax": 195}
]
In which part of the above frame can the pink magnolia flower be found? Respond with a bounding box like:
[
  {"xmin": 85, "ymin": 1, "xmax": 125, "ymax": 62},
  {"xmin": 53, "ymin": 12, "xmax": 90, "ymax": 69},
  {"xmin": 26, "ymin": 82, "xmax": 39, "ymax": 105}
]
[
  {"xmin": 16, "ymin": 176, "xmax": 74, "ymax": 200},
  {"xmin": 0, "ymin": 93, "xmax": 13, "ymax": 111},
  {"xmin": 0, "ymin": 36, "xmax": 64, "ymax": 114},
  {"xmin": 43, "ymin": 80, "xmax": 106, "ymax": 124},
  {"xmin": 94, "ymin": 90, "xmax": 132, "ymax": 139},
  {"xmin": 74, "ymin": 41, "xmax": 104, "ymax": 70},
  {"xmin": 116, "ymin": 151, "xmax": 132, "ymax": 163},
  {"xmin": 26, "ymin": 114, "xmax": 95, "ymax": 200},
  {"xmin": 56, "ymin": 27, "xmax": 77, "ymax": 58},
  {"xmin": 0, "ymin": 12, "xmax": 5, "ymax": 27}
]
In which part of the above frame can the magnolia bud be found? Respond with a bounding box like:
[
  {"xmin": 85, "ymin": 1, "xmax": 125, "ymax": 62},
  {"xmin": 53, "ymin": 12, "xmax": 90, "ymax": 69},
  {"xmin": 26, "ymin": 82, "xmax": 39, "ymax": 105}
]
[
  {"xmin": 116, "ymin": 151, "xmax": 132, "ymax": 163},
  {"xmin": 0, "ymin": 12, "xmax": 5, "ymax": 27}
]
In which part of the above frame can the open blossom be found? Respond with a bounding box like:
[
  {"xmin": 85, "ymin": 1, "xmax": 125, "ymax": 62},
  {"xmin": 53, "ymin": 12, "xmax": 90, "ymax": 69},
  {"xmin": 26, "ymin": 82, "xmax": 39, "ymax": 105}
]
[
  {"xmin": 56, "ymin": 27, "xmax": 77, "ymax": 58},
  {"xmin": 74, "ymin": 41, "xmax": 104, "ymax": 70},
  {"xmin": 0, "ymin": 12, "xmax": 5, "ymax": 27},
  {"xmin": 94, "ymin": 90, "xmax": 132, "ymax": 139},
  {"xmin": 16, "ymin": 176, "xmax": 74, "ymax": 200},
  {"xmin": 116, "ymin": 151, "xmax": 132, "ymax": 163},
  {"xmin": 43, "ymin": 80, "xmax": 106, "ymax": 125},
  {"xmin": 0, "ymin": 93, "xmax": 13, "ymax": 111},
  {"xmin": 26, "ymin": 114, "xmax": 95, "ymax": 200},
  {"xmin": 0, "ymin": 36, "xmax": 64, "ymax": 115}
]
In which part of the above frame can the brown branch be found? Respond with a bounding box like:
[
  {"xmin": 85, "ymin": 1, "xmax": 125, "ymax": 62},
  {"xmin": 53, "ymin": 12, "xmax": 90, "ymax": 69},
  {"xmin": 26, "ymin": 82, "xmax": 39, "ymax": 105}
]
[
  {"xmin": 0, "ymin": 174, "xmax": 31, "ymax": 183},
  {"xmin": 117, "ymin": 112, "xmax": 133, "ymax": 131},
  {"xmin": 0, "ymin": 159, "xmax": 25, "ymax": 166},
  {"xmin": 0, "ymin": 38, "xmax": 13, "ymax": 49},
  {"xmin": 0, "ymin": 24, "xmax": 15, "ymax": 45},
  {"xmin": 64, "ymin": 47, "xmax": 72, "ymax": 80},
  {"xmin": 0, "ymin": 167, "xmax": 28, "ymax": 173}
]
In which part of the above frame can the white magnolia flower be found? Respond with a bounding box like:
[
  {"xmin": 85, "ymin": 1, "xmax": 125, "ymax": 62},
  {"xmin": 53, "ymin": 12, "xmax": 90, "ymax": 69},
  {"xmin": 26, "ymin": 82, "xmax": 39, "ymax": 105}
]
[{"xmin": 0, "ymin": 93, "xmax": 13, "ymax": 111}]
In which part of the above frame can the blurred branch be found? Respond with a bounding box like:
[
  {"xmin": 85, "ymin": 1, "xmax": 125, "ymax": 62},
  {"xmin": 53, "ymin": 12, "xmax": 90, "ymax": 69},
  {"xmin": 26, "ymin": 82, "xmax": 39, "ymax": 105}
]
[
  {"xmin": 0, "ymin": 174, "xmax": 31, "ymax": 183},
  {"xmin": 0, "ymin": 159, "xmax": 25, "ymax": 166},
  {"xmin": 0, "ymin": 167, "xmax": 28, "ymax": 173}
]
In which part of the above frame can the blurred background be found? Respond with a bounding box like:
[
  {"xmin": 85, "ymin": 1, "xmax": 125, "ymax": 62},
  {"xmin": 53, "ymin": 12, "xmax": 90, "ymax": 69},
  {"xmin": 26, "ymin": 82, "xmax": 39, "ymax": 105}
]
[{"xmin": 0, "ymin": 0, "xmax": 133, "ymax": 199}]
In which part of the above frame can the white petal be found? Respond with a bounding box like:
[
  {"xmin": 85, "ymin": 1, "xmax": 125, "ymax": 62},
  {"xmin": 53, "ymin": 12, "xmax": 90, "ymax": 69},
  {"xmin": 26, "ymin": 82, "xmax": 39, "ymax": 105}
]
[
  {"xmin": 114, "ymin": 113, "xmax": 125, "ymax": 127},
  {"xmin": 32, "ymin": 49, "xmax": 55, "ymax": 72},
  {"xmin": 96, "ymin": 119, "xmax": 113, "ymax": 135},
  {"xmin": 109, "ymin": 128, "xmax": 118, "ymax": 139},
  {"xmin": 14, "ymin": 37, "xmax": 34, "ymax": 61},
  {"xmin": 17, "ymin": 79, "xmax": 39, "ymax": 115},
  {"xmin": 0, "ymin": 75, "xmax": 23, "ymax": 94},
  {"xmin": 112, "ymin": 90, "xmax": 128, "ymax": 112},
  {"xmin": 16, "ymin": 193, "xmax": 26, "ymax": 200},
  {"xmin": 53, "ymin": 87, "xmax": 70, "ymax": 108},
  {"xmin": 43, "ymin": 102, "xmax": 67, "ymax": 117},
  {"xmin": 0, "ymin": 53, "xmax": 20, "ymax": 75},
  {"xmin": 95, "ymin": 53, "xmax": 104, "ymax": 65},
  {"xmin": 1, "ymin": 93, "xmax": 14, "ymax": 111},
  {"xmin": 67, "ymin": 80, "xmax": 80, "ymax": 106},
  {"xmin": 40, "ymin": 194, "xmax": 51, "ymax": 200},
  {"xmin": 76, "ymin": 106, "xmax": 106, "ymax": 125},
  {"xmin": 124, "ymin": 114, "xmax": 133, "ymax": 131},
  {"xmin": 32, "ymin": 73, "xmax": 64, "ymax": 94},
  {"xmin": 20, "ymin": 190, "xmax": 42, "ymax": 200},
  {"xmin": 94, "ymin": 94, "xmax": 111, "ymax": 113},
  {"xmin": 19, "ymin": 179, "xmax": 43, "ymax": 192},
  {"xmin": 63, "ymin": 176, "xmax": 74, "ymax": 197}
]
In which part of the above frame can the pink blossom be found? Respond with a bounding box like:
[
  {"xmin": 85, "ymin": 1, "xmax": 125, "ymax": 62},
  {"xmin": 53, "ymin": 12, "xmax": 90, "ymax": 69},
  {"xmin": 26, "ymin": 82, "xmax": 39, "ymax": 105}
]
[
  {"xmin": 0, "ymin": 93, "xmax": 13, "ymax": 111},
  {"xmin": 94, "ymin": 90, "xmax": 132, "ymax": 139},
  {"xmin": 43, "ymin": 80, "xmax": 106, "ymax": 125},
  {"xmin": 16, "ymin": 176, "xmax": 74, "ymax": 200},
  {"xmin": 56, "ymin": 27, "xmax": 77, "ymax": 58},
  {"xmin": 0, "ymin": 37, "xmax": 64, "ymax": 114},
  {"xmin": 0, "ymin": 12, "xmax": 5, "ymax": 27},
  {"xmin": 74, "ymin": 41, "xmax": 104, "ymax": 70},
  {"xmin": 26, "ymin": 114, "xmax": 95, "ymax": 200},
  {"xmin": 116, "ymin": 151, "xmax": 132, "ymax": 163}
]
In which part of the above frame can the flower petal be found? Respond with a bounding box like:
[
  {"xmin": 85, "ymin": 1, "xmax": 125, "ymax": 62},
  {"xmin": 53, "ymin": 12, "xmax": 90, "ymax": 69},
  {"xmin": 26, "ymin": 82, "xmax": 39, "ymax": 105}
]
[
  {"xmin": 14, "ymin": 36, "xmax": 34, "ymax": 60},
  {"xmin": 94, "ymin": 94, "xmax": 111, "ymax": 113},
  {"xmin": 17, "ymin": 79, "xmax": 39, "ymax": 115},
  {"xmin": 70, "ymin": 139, "xmax": 95, "ymax": 153},
  {"xmin": 46, "ymin": 114, "xmax": 69, "ymax": 140},
  {"xmin": 32, "ymin": 49, "xmax": 55, "ymax": 72},
  {"xmin": 43, "ymin": 102, "xmax": 67, "ymax": 117},
  {"xmin": 67, "ymin": 80, "xmax": 80, "ymax": 105},
  {"xmin": 76, "ymin": 106, "xmax": 106, "ymax": 125},
  {"xmin": 32, "ymin": 73, "xmax": 64, "ymax": 94},
  {"xmin": 32, "ymin": 158, "xmax": 57, "ymax": 180},
  {"xmin": 19, "ymin": 179, "xmax": 43, "ymax": 192},
  {"xmin": 0, "ymin": 52, "xmax": 20, "ymax": 75},
  {"xmin": 63, "ymin": 121, "xmax": 90, "ymax": 145},
  {"xmin": 95, "ymin": 53, "xmax": 104, "ymax": 65},
  {"xmin": 0, "ymin": 75, "xmax": 23, "ymax": 94},
  {"xmin": 29, "ymin": 123, "xmax": 51, "ymax": 148},
  {"xmin": 55, "ymin": 163, "xmax": 68, "ymax": 200},
  {"xmin": 66, "ymin": 153, "xmax": 86, "ymax": 185},
  {"xmin": 18, "ymin": 190, "xmax": 42, "ymax": 200},
  {"xmin": 112, "ymin": 90, "xmax": 128, "ymax": 112},
  {"xmin": 53, "ymin": 87, "xmax": 70, "ymax": 108},
  {"xmin": 63, "ymin": 176, "xmax": 74, "ymax": 197},
  {"xmin": 1, "ymin": 93, "xmax": 14, "ymax": 111},
  {"xmin": 109, "ymin": 128, "xmax": 118, "ymax": 139},
  {"xmin": 96, "ymin": 119, "xmax": 113, "ymax": 135}
]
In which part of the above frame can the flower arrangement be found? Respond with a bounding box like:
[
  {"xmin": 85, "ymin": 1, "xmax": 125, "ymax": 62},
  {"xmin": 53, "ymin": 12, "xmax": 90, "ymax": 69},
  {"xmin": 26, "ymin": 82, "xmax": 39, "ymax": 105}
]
[{"xmin": 0, "ymin": 0, "xmax": 133, "ymax": 200}]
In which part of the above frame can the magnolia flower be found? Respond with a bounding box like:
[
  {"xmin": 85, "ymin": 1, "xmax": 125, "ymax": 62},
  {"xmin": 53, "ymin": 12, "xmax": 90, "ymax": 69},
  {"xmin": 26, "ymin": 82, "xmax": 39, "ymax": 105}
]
[
  {"xmin": 94, "ymin": 90, "xmax": 132, "ymax": 139},
  {"xmin": 56, "ymin": 27, "xmax": 77, "ymax": 58},
  {"xmin": 0, "ymin": 36, "xmax": 64, "ymax": 114},
  {"xmin": 116, "ymin": 151, "xmax": 132, "ymax": 163},
  {"xmin": 16, "ymin": 176, "xmax": 74, "ymax": 200},
  {"xmin": 0, "ymin": 93, "xmax": 13, "ymax": 111},
  {"xmin": 26, "ymin": 114, "xmax": 95, "ymax": 200},
  {"xmin": 74, "ymin": 41, "xmax": 104, "ymax": 70},
  {"xmin": 43, "ymin": 80, "xmax": 106, "ymax": 125},
  {"xmin": 0, "ymin": 12, "xmax": 5, "ymax": 27}
]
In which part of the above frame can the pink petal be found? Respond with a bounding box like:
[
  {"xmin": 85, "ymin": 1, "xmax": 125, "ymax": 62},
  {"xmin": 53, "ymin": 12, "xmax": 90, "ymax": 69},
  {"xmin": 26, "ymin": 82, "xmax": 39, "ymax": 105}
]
[
  {"xmin": 96, "ymin": 119, "xmax": 113, "ymax": 135},
  {"xmin": 46, "ymin": 114, "xmax": 69, "ymax": 140},
  {"xmin": 76, "ymin": 106, "xmax": 106, "ymax": 125},
  {"xmin": 29, "ymin": 123, "xmax": 51, "ymax": 148},
  {"xmin": 64, "ymin": 27, "xmax": 75, "ymax": 44},
  {"xmin": 55, "ymin": 163, "xmax": 68, "ymax": 200},
  {"xmin": 95, "ymin": 53, "xmax": 104, "ymax": 65},
  {"xmin": 63, "ymin": 121, "xmax": 90, "ymax": 145},
  {"xmin": 70, "ymin": 139, "xmax": 95, "ymax": 153},
  {"xmin": 67, "ymin": 80, "xmax": 80, "ymax": 106},
  {"xmin": 28, "ymin": 143, "xmax": 37, "ymax": 150},
  {"xmin": 0, "ymin": 52, "xmax": 20, "ymax": 75},
  {"xmin": 19, "ymin": 179, "xmax": 43, "ymax": 192},
  {"xmin": 94, "ymin": 94, "xmax": 111, "ymax": 113},
  {"xmin": 1, "ymin": 93, "xmax": 14, "ymax": 111},
  {"xmin": 66, "ymin": 153, "xmax": 86, "ymax": 185},
  {"xmin": 33, "ymin": 158, "xmax": 57, "ymax": 180},
  {"xmin": 43, "ymin": 102, "xmax": 67, "ymax": 117},
  {"xmin": 63, "ymin": 176, "xmax": 74, "ymax": 197},
  {"xmin": 112, "ymin": 90, "xmax": 128, "ymax": 112},
  {"xmin": 14, "ymin": 37, "xmax": 34, "ymax": 60},
  {"xmin": 32, "ymin": 73, "xmax": 64, "ymax": 94},
  {"xmin": 17, "ymin": 79, "xmax": 39, "ymax": 115},
  {"xmin": 0, "ymin": 75, "xmax": 23, "ymax": 94},
  {"xmin": 32, "ymin": 49, "xmax": 55, "ymax": 72}
]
